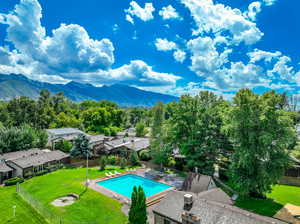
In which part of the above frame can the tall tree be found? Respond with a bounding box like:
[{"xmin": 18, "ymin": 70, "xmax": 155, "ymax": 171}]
[
  {"xmin": 223, "ymin": 89, "xmax": 296, "ymax": 197},
  {"xmin": 128, "ymin": 186, "xmax": 147, "ymax": 224},
  {"xmin": 170, "ymin": 92, "xmax": 230, "ymax": 175},
  {"xmin": 70, "ymin": 134, "xmax": 92, "ymax": 158}
]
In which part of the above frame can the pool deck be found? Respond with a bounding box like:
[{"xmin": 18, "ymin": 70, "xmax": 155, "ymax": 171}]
[{"xmin": 87, "ymin": 168, "xmax": 174, "ymax": 206}]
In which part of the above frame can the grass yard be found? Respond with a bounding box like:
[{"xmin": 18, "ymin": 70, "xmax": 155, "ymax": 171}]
[
  {"xmin": 19, "ymin": 167, "xmax": 128, "ymax": 224},
  {"xmin": 0, "ymin": 186, "xmax": 47, "ymax": 224},
  {"xmin": 234, "ymin": 184, "xmax": 300, "ymax": 217}
]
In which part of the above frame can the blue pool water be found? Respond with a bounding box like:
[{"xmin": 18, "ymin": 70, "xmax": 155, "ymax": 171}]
[{"xmin": 96, "ymin": 174, "xmax": 172, "ymax": 198}]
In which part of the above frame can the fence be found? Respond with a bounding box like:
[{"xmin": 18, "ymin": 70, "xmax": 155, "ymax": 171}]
[{"xmin": 16, "ymin": 183, "xmax": 109, "ymax": 224}]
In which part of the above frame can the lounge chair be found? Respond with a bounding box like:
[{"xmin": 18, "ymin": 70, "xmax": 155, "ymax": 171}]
[
  {"xmin": 114, "ymin": 171, "xmax": 121, "ymax": 175},
  {"xmin": 108, "ymin": 172, "xmax": 115, "ymax": 176},
  {"xmin": 105, "ymin": 173, "xmax": 111, "ymax": 177}
]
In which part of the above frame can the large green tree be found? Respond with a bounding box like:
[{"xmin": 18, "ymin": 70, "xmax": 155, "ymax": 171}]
[
  {"xmin": 70, "ymin": 134, "xmax": 92, "ymax": 158},
  {"xmin": 128, "ymin": 186, "xmax": 147, "ymax": 224},
  {"xmin": 223, "ymin": 89, "xmax": 296, "ymax": 197},
  {"xmin": 170, "ymin": 92, "xmax": 230, "ymax": 175}
]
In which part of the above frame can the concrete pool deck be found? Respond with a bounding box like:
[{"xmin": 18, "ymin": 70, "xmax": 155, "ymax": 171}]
[{"xmin": 87, "ymin": 168, "xmax": 175, "ymax": 206}]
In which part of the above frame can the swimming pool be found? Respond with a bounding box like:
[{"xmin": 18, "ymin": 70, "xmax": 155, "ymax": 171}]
[{"xmin": 96, "ymin": 174, "xmax": 172, "ymax": 198}]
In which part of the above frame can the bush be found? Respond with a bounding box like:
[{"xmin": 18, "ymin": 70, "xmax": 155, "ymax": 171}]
[
  {"xmin": 55, "ymin": 140, "xmax": 73, "ymax": 153},
  {"xmin": 99, "ymin": 156, "xmax": 107, "ymax": 170},
  {"xmin": 107, "ymin": 155, "xmax": 118, "ymax": 165},
  {"xmin": 139, "ymin": 150, "xmax": 152, "ymax": 161},
  {"xmin": 119, "ymin": 157, "xmax": 127, "ymax": 169},
  {"xmin": 4, "ymin": 177, "xmax": 24, "ymax": 186},
  {"xmin": 35, "ymin": 170, "xmax": 49, "ymax": 176},
  {"xmin": 167, "ymin": 157, "xmax": 176, "ymax": 167},
  {"xmin": 129, "ymin": 151, "xmax": 140, "ymax": 166}
]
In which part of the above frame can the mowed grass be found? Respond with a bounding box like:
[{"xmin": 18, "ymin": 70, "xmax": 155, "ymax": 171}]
[
  {"xmin": 18, "ymin": 167, "xmax": 128, "ymax": 224},
  {"xmin": 234, "ymin": 184, "xmax": 300, "ymax": 217},
  {"xmin": 0, "ymin": 186, "xmax": 47, "ymax": 224}
]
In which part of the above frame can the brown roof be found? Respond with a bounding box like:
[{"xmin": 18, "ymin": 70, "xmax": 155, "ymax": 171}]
[{"xmin": 153, "ymin": 190, "xmax": 287, "ymax": 224}]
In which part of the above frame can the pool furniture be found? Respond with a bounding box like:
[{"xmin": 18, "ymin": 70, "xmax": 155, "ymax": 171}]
[
  {"xmin": 105, "ymin": 173, "xmax": 112, "ymax": 177},
  {"xmin": 108, "ymin": 172, "xmax": 115, "ymax": 176}
]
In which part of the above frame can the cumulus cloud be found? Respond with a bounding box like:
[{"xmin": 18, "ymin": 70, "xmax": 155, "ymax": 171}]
[
  {"xmin": 180, "ymin": 0, "xmax": 263, "ymax": 45},
  {"xmin": 187, "ymin": 36, "xmax": 231, "ymax": 76},
  {"xmin": 155, "ymin": 38, "xmax": 177, "ymax": 51},
  {"xmin": 155, "ymin": 38, "xmax": 186, "ymax": 63},
  {"xmin": 248, "ymin": 49, "xmax": 282, "ymax": 63},
  {"xmin": 173, "ymin": 50, "xmax": 186, "ymax": 63},
  {"xmin": 0, "ymin": 0, "xmax": 181, "ymax": 88},
  {"xmin": 125, "ymin": 1, "xmax": 155, "ymax": 23},
  {"xmin": 245, "ymin": 1, "xmax": 262, "ymax": 21},
  {"xmin": 126, "ymin": 14, "xmax": 134, "ymax": 24},
  {"xmin": 159, "ymin": 5, "xmax": 181, "ymax": 20}
]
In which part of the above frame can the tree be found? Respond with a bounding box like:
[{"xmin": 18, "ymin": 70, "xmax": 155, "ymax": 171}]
[
  {"xmin": 99, "ymin": 156, "xmax": 107, "ymax": 170},
  {"xmin": 170, "ymin": 92, "xmax": 230, "ymax": 175},
  {"xmin": 223, "ymin": 89, "xmax": 296, "ymax": 197},
  {"xmin": 119, "ymin": 157, "xmax": 127, "ymax": 169},
  {"xmin": 129, "ymin": 151, "xmax": 140, "ymax": 166},
  {"xmin": 135, "ymin": 122, "xmax": 147, "ymax": 137},
  {"xmin": 54, "ymin": 140, "xmax": 73, "ymax": 153},
  {"xmin": 128, "ymin": 186, "xmax": 147, "ymax": 224},
  {"xmin": 70, "ymin": 134, "xmax": 92, "ymax": 158}
]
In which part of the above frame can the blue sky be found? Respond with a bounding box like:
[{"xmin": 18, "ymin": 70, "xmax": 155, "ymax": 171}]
[{"xmin": 0, "ymin": 0, "xmax": 299, "ymax": 97}]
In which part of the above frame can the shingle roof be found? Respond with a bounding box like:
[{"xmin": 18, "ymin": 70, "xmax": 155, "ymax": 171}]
[
  {"xmin": 0, "ymin": 161, "xmax": 13, "ymax": 173},
  {"xmin": 153, "ymin": 190, "xmax": 287, "ymax": 224},
  {"xmin": 182, "ymin": 173, "xmax": 214, "ymax": 193},
  {"xmin": 88, "ymin": 134, "xmax": 106, "ymax": 144},
  {"xmin": 46, "ymin": 128, "xmax": 85, "ymax": 137},
  {"xmin": 0, "ymin": 149, "xmax": 44, "ymax": 161},
  {"xmin": 9, "ymin": 150, "xmax": 69, "ymax": 169},
  {"xmin": 104, "ymin": 137, "xmax": 149, "ymax": 152}
]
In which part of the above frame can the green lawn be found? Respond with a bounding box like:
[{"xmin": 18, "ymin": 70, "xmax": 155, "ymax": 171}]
[
  {"xmin": 0, "ymin": 186, "xmax": 47, "ymax": 224},
  {"xmin": 19, "ymin": 167, "xmax": 128, "ymax": 224},
  {"xmin": 234, "ymin": 184, "xmax": 300, "ymax": 217},
  {"xmin": 1, "ymin": 166, "xmax": 129, "ymax": 224}
]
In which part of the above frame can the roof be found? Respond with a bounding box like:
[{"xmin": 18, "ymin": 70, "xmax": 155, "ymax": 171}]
[
  {"xmin": 117, "ymin": 128, "xmax": 136, "ymax": 137},
  {"xmin": 104, "ymin": 137, "xmax": 149, "ymax": 151},
  {"xmin": 46, "ymin": 128, "xmax": 85, "ymax": 137},
  {"xmin": 124, "ymin": 138, "xmax": 150, "ymax": 152},
  {"xmin": 88, "ymin": 134, "xmax": 106, "ymax": 144},
  {"xmin": 181, "ymin": 173, "xmax": 215, "ymax": 193},
  {"xmin": 153, "ymin": 190, "xmax": 287, "ymax": 224},
  {"xmin": 0, "ymin": 149, "xmax": 44, "ymax": 161},
  {"xmin": 9, "ymin": 150, "xmax": 69, "ymax": 169},
  {"xmin": 0, "ymin": 161, "xmax": 13, "ymax": 173}
]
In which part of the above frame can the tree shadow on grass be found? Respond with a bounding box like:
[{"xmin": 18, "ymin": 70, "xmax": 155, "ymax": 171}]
[{"xmin": 235, "ymin": 196, "xmax": 283, "ymax": 217}]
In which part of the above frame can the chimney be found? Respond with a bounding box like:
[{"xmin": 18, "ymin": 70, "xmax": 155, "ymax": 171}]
[
  {"xmin": 182, "ymin": 211, "xmax": 201, "ymax": 224},
  {"xmin": 183, "ymin": 194, "xmax": 193, "ymax": 210}
]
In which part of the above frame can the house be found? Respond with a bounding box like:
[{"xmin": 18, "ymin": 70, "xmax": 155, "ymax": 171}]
[
  {"xmin": 46, "ymin": 128, "xmax": 85, "ymax": 148},
  {"xmin": 103, "ymin": 137, "xmax": 150, "ymax": 155},
  {"xmin": 116, "ymin": 128, "xmax": 136, "ymax": 138},
  {"xmin": 0, "ymin": 149, "xmax": 69, "ymax": 183},
  {"xmin": 88, "ymin": 134, "xmax": 113, "ymax": 155},
  {"xmin": 153, "ymin": 189, "xmax": 287, "ymax": 224}
]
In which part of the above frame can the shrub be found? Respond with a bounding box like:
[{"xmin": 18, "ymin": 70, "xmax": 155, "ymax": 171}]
[
  {"xmin": 139, "ymin": 150, "xmax": 152, "ymax": 161},
  {"xmin": 55, "ymin": 140, "xmax": 73, "ymax": 153},
  {"xmin": 119, "ymin": 157, "xmax": 127, "ymax": 169},
  {"xmin": 4, "ymin": 177, "xmax": 24, "ymax": 186},
  {"xmin": 107, "ymin": 155, "xmax": 118, "ymax": 165},
  {"xmin": 129, "ymin": 151, "xmax": 140, "ymax": 166},
  {"xmin": 167, "ymin": 157, "xmax": 176, "ymax": 167},
  {"xmin": 99, "ymin": 156, "xmax": 107, "ymax": 170},
  {"xmin": 35, "ymin": 170, "xmax": 49, "ymax": 176}
]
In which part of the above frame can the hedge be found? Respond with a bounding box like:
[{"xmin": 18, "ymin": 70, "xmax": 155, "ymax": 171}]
[{"xmin": 4, "ymin": 177, "xmax": 24, "ymax": 186}]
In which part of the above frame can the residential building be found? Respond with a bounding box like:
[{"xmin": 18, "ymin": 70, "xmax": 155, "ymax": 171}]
[
  {"xmin": 0, "ymin": 149, "xmax": 69, "ymax": 183},
  {"xmin": 104, "ymin": 137, "xmax": 150, "ymax": 155},
  {"xmin": 153, "ymin": 189, "xmax": 287, "ymax": 224},
  {"xmin": 46, "ymin": 128, "xmax": 85, "ymax": 149}
]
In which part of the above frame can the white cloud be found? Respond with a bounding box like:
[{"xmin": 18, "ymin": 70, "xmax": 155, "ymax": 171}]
[
  {"xmin": 155, "ymin": 38, "xmax": 177, "ymax": 51},
  {"xmin": 173, "ymin": 50, "xmax": 186, "ymax": 63},
  {"xmin": 126, "ymin": 14, "xmax": 134, "ymax": 24},
  {"xmin": 180, "ymin": 0, "xmax": 263, "ymax": 45},
  {"xmin": 187, "ymin": 36, "xmax": 231, "ymax": 76},
  {"xmin": 267, "ymin": 56, "xmax": 295, "ymax": 81},
  {"xmin": 248, "ymin": 49, "xmax": 282, "ymax": 63},
  {"xmin": 125, "ymin": 1, "xmax": 155, "ymax": 23},
  {"xmin": 262, "ymin": 0, "xmax": 277, "ymax": 6},
  {"xmin": 159, "ymin": 5, "xmax": 181, "ymax": 20},
  {"xmin": 0, "ymin": 0, "xmax": 182, "ymax": 88},
  {"xmin": 245, "ymin": 1, "xmax": 262, "ymax": 21}
]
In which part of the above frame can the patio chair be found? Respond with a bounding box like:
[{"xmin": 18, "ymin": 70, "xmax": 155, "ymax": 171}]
[
  {"xmin": 108, "ymin": 172, "xmax": 115, "ymax": 176},
  {"xmin": 105, "ymin": 173, "xmax": 111, "ymax": 177},
  {"xmin": 114, "ymin": 171, "xmax": 121, "ymax": 175}
]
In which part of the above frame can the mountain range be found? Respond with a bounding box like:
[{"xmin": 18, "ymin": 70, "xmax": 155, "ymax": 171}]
[{"xmin": 0, "ymin": 74, "xmax": 178, "ymax": 107}]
